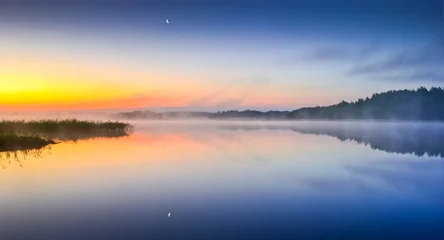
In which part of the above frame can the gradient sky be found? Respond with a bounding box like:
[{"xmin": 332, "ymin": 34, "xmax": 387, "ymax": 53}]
[{"xmin": 0, "ymin": 0, "xmax": 442, "ymax": 111}]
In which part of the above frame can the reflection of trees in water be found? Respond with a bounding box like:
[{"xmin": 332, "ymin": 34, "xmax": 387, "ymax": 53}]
[
  {"xmin": 217, "ymin": 123, "xmax": 444, "ymax": 157},
  {"xmin": 290, "ymin": 124, "xmax": 444, "ymax": 158},
  {"xmin": 0, "ymin": 146, "xmax": 51, "ymax": 169},
  {"xmin": 0, "ymin": 132, "xmax": 129, "ymax": 169},
  {"xmin": 39, "ymin": 131, "xmax": 130, "ymax": 143}
]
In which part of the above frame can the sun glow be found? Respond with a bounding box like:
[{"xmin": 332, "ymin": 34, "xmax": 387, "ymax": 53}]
[
  {"xmin": 0, "ymin": 50, "xmax": 308, "ymax": 111},
  {"xmin": 0, "ymin": 53, "xmax": 156, "ymax": 110}
]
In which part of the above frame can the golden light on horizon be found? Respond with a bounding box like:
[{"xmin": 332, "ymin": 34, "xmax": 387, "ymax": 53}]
[
  {"xmin": 0, "ymin": 52, "xmax": 187, "ymax": 110},
  {"xmin": 0, "ymin": 50, "xmax": 320, "ymax": 111}
]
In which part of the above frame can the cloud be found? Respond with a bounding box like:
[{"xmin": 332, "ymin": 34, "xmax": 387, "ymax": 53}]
[
  {"xmin": 348, "ymin": 41, "xmax": 444, "ymax": 75},
  {"xmin": 287, "ymin": 39, "xmax": 444, "ymax": 82},
  {"xmin": 276, "ymin": 42, "xmax": 380, "ymax": 66},
  {"xmin": 374, "ymin": 71, "xmax": 444, "ymax": 82},
  {"xmin": 306, "ymin": 43, "xmax": 379, "ymax": 62},
  {"xmin": 344, "ymin": 40, "xmax": 444, "ymax": 82},
  {"xmin": 2, "ymin": 93, "xmax": 187, "ymax": 111},
  {"xmin": 188, "ymin": 76, "xmax": 271, "ymax": 107},
  {"xmin": 215, "ymin": 97, "xmax": 246, "ymax": 108}
]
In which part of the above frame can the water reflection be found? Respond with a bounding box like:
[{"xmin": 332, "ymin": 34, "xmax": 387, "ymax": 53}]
[
  {"xmin": 344, "ymin": 160, "xmax": 443, "ymax": 200},
  {"xmin": 296, "ymin": 157, "xmax": 443, "ymax": 202},
  {"xmin": 0, "ymin": 131, "xmax": 129, "ymax": 168},
  {"xmin": 0, "ymin": 122, "xmax": 442, "ymax": 240},
  {"xmin": 196, "ymin": 122, "xmax": 444, "ymax": 203},
  {"xmin": 40, "ymin": 131, "xmax": 131, "ymax": 142},
  {"xmin": 0, "ymin": 147, "xmax": 52, "ymax": 169},
  {"xmin": 215, "ymin": 122, "xmax": 444, "ymax": 157}
]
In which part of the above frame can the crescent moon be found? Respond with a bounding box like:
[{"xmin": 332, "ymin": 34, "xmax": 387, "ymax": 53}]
[{"xmin": 166, "ymin": 19, "xmax": 169, "ymax": 24}]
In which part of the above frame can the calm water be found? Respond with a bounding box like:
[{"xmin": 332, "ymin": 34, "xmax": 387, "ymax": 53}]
[{"xmin": 0, "ymin": 121, "xmax": 443, "ymax": 240}]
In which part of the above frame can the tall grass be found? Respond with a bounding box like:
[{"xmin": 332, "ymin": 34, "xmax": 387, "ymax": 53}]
[
  {"xmin": 0, "ymin": 119, "xmax": 134, "ymax": 152},
  {"xmin": 0, "ymin": 119, "xmax": 134, "ymax": 135},
  {"xmin": 0, "ymin": 134, "xmax": 56, "ymax": 152}
]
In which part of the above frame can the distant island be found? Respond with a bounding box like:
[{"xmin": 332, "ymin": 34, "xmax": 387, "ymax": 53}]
[{"xmin": 116, "ymin": 87, "xmax": 444, "ymax": 121}]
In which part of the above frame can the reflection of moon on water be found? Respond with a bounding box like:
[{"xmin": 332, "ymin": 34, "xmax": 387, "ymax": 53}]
[{"xmin": 166, "ymin": 19, "xmax": 169, "ymax": 24}]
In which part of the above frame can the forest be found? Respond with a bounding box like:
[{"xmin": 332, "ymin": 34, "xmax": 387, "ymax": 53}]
[{"xmin": 118, "ymin": 87, "xmax": 444, "ymax": 121}]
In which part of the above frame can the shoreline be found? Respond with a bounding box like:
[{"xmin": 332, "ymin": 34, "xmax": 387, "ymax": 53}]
[{"xmin": 0, "ymin": 119, "xmax": 134, "ymax": 152}]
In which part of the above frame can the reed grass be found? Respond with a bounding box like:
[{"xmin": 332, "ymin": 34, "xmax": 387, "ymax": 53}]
[
  {"xmin": 0, "ymin": 134, "xmax": 56, "ymax": 152},
  {"xmin": 0, "ymin": 119, "xmax": 134, "ymax": 152},
  {"xmin": 0, "ymin": 119, "xmax": 133, "ymax": 135}
]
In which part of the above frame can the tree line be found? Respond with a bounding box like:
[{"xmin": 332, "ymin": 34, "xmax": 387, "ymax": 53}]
[{"xmin": 117, "ymin": 87, "xmax": 444, "ymax": 121}]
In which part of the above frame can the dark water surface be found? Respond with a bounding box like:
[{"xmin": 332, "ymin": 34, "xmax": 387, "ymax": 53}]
[{"xmin": 0, "ymin": 121, "xmax": 443, "ymax": 240}]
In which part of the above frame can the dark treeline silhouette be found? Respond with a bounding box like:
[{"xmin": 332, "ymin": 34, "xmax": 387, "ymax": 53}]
[
  {"xmin": 287, "ymin": 87, "xmax": 444, "ymax": 120},
  {"xmin": 116, "ymin": 110, "xmax": 290, "ymax": 120},
  {"xmin": 209, "ymin": 110, "xmax": 289, "ymax": 120},
  {"xmin": 117, "ymin": 87, "xmax": 444, "ymax": 121},
  {"xmin": 117, "ymin": 111, "xmax": 163, "ymax": 119},
  {"xmin": 116, "ymin": 111, "xmax": 211, "ymax": 120},
  {"xmin": 206, "ymin": 110, "xmax": 286, "ymax": 119}
]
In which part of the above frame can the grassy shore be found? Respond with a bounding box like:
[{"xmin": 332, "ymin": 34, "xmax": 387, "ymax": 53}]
[
  {"xmin": 0, "ymin": 119, "xmax": 133, "ymax": 134},
  {"xmin": 0, "ymin": 135, "xmax": 56, "ymax": 152},
  {"xmin": 0, "ymin": 119, "xmax": 134, "ymax": 152}
]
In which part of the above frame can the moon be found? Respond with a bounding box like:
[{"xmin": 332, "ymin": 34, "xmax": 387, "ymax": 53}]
[
  {"xmin": 168, "ymin": 213, "xmax": 171, "ymax": 217},
  {"xmin": 166, "ymin": 19, "xmax": 169, "ymax": 24}
]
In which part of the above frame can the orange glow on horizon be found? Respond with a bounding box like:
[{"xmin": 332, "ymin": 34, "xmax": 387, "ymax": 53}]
[
  {"xmin": 0, "ymin": 51, "xmax": 331, "ymax": 110},
  {"xmin": 0, "ymin": 94, "xmax": 190, "ymax": 111},
  {"xmin": 0, "ymin": 52, "xmax": 194, "ymax": 110}
]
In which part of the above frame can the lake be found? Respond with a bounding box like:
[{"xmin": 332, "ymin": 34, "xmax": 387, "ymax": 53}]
[{"xmin": 0, "ymin": 121, "xmax": 443, "ymax": 240}]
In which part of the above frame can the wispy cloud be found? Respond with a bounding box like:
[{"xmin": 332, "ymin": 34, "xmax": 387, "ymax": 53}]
[
  {"xmin": 306, "ymin": 43, "xmax": 379, "ymax": 62},
  {"xmin": 285, "ymin": 39, "xmax": 444, "ymax": 82},
  {"xmin": 348, "ymin": 41, "xmax": 444, "ymax": 75},
  {"xmin": 188, "ymin": 76, "xmax": 271, "ymax": 107},
  {"xmin": 276, "ymin": 42, "xmax": 380, "ymax": 66},
  {"xmin": 346, "ymin": 40, "xmax": 444, "ymax": 82},
  {"xmin": 372, "ymin": 71, "xmax": 444, "ymax": 82}
]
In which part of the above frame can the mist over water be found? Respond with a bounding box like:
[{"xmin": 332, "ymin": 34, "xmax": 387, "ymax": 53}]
[
  {"xmin": 1, "ymin": 0, "xmax": 442, "ymax": 238},
  {"xmin": 0, "ymin": 119, "xmax": 443, "ymax": 239}
]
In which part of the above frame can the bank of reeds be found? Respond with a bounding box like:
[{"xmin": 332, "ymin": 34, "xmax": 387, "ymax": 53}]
[
  {"xmin": 0, "ymin": 119, "xmax": 133, "ymax": 135},
  {"xmin": 0, "ymin": 134, "xmax": 56, "ymax": 152},
  {"xmin": 0, "ymin": 119, "xmax": 134, "ymax": 152}
]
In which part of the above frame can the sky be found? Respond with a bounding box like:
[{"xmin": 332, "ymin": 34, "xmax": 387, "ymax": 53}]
[{"xmin": 0, "ymin": 0, "xmax": 443, "ymax": 111}]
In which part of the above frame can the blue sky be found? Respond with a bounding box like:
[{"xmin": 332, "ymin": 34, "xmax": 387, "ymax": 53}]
[{"xmin": 0, "ymin": 0, "xmax": 442, "ymax": 110}]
